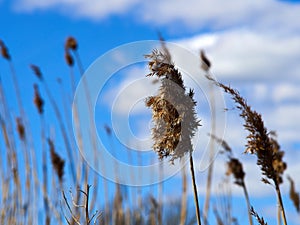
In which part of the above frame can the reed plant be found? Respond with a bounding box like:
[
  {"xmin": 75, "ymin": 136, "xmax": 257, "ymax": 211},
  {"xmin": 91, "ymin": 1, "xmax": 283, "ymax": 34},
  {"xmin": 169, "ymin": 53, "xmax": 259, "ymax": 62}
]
[{"xmin": 0, "ymin": 35, "xmax": 299, "ymax": 225}]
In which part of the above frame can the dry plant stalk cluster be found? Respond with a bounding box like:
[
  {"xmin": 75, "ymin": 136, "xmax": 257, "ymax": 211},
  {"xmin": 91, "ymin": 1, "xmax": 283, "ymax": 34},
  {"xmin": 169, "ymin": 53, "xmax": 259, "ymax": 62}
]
[
  {"xmin": 0, "ymin": 35, "xmax": 299, "ymax": 225},
  {"xmin": 203, "ymin": 50, "xmax": 291, "ymax": 225}
]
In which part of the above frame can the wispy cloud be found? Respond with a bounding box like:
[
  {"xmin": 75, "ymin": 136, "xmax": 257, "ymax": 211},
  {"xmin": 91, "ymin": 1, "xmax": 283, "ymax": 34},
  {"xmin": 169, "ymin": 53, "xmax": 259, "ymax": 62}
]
[
  {"xmin": 176, "ymin": 29, "xmax": 300, "ymax": 82},
  {"xmin": 13, "ymin": 0, "xmax": 140, "ymax": 19},
  {"xmin": 141, "ymin": 0, "xmax": 300, "ymax": 32},
  {"xmin": 12, "ymin": 0, "xmax": 300, "ymax": 35}
]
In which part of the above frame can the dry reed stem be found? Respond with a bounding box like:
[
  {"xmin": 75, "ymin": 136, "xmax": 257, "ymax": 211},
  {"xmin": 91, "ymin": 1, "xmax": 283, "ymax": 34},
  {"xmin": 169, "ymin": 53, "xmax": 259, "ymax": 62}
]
[
  {"xmin": 0, "ymin": 43, "xmax": 31, "ymax": 222},
  {"xmin": 217, "ymin": 179, "xmax": 233, "ymax": 225},
  {"xmin": 38, "ymin": 111, "xmax": 50, "ymax": 225},
  {"xmin": 242, "ymin": 182, "xmax": 253, "ymax": 225},
  {"xmin": 179, "ymin": 161, "xmax": 187, "ymax": 225},
  {"xmin": 30, "ymin": 64, "xmax": 77, "ymax": 183},
  {"xmin": 189, "ymin": 153, "xmax": 202, "ymax": 225},
  {"xmin": 102, "ymin": 126, "xmax": 115, "ymax": 225},
  {"xmin": 145, "ymin": 49, "xmax": 201, "ymax": 224},
  {"xmin": 213, "ymin": 134, "xmax": 253, "ymax": 225},
  {"xmin": 0, "ymin": 80, "xmax": 23, "ymax": 223},
  {"xmin": 201, "ymin": 50, "xmax": 215, "ymax": 224},
  {"xmin": 157, "ymin": 162, "xmax": 163, "ymax": 225},
  {"xmin": 64, "ymin": 41, "xmax": 92, "ymax": 220},
  {"xmin": 213, "ymin": 206, "xmax": 225, "ymax": 225},
  {"xmin": 206, "ymin": 74, "xmax": 288, "ymax": 225},
  {"xmin": 62, "ymin": 185, "xmax": 102, "ymax": 225},
  {"xmin": 57, "ymin": 79, "xmax": 78, "ymax": 183},
  {"xmin": 66, "ymin": 37, "xmax": 100, "ymax": 214},
  {"xmin": 0, "ymin": 71, "xmax": 13, "ymax": 213},
  {"xmin": 65, "ymin": 72, "xmax": 87, "ymax": 219},
  {"xmin": 17, "ymin": 116, "xmax": 34, "ymax": 225},
  {"xmin": 14, "ymin": 67, "xmax": 44, "ymax": 222},
  {"xmin": 113, "ymin": 184, "xmax": 125, "ymax": 224}
]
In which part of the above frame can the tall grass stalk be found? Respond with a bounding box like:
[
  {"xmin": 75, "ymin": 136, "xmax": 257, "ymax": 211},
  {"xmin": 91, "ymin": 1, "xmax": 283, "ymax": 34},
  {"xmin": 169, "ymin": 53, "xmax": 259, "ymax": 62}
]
[
  {"xmin": 189, "ymin": 153, "xmax": 202, "ymax": 225},
  {"xmin": 201, "ymin": 50, "xmax": 216, "ymax": 225},
  {"xmin": 145, "ymin": 49, "xmax": 202, "ymax": 225},
  {"xmin": 206, "ymin": 74, "xmax": 288, "ymax": 225},
  {"xmin": 66, "ymin": 37, "xmax": 101, "ymax": 215},
  {"xmin": 180, "ymin": 161, "xmax": 187, "ymax": 225},
  {"xmin": 31, "ymin": 65, "xmax": 77, "ymax": 184}
]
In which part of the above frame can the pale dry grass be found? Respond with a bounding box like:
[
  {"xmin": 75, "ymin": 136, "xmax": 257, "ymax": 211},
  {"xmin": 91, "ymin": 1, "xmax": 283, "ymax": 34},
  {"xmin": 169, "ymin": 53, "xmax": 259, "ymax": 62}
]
[{"xmin": 0, "ymin": 35, "xmax": 299, "ymax": 225}]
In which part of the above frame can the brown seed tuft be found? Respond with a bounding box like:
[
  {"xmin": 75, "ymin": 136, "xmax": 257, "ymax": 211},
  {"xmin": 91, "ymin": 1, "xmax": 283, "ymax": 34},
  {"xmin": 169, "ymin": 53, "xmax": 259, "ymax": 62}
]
[
  {"xmin": 145, "ymin": 50, "xmax": 200, "ymax": 162},
  {"xmin": 16, "ymin": 117, "xmax": 25, "ymax": 140},
  {"xmin": 30, "ymin": 64, "xmax": 43, "ymax": 80},
  {"xmin": 64, "ymin": 50, "xmax": 74, "ymax": 66},
  {"xmin": 200, "ymin": 50, "xmax": 211, "ymax": 71},
  {"xmin": 65, "ymin": 36, "xmax": 78, "ymax": 51},
  {"xmin": 33, "ymin": 84, "xmax": 44, "ymax": 114},
  {"xmin": 207, "ymin": 74, "xmax": 286, "ymax": 186},
  {"xmin": 48, "ymin": 138, "xmax": 65, "ymax": 182},
  {"xmin": 0, "ymin": 40, "xmax": 11, "ymax": 60},
  {"xmin": 226, "ymin": 158, "xmax": 245, "ymax": 186},
  {"xmin": 287, "ymin": 176, "xmax": 300, "ymax": 213}
]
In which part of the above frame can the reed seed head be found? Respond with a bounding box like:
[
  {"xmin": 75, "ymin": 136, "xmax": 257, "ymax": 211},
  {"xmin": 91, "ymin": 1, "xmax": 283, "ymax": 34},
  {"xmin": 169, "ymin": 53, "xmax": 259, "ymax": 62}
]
[
  {"xmin": 16, "ymin": 117, "xmax": 25, "ymax": 140},
  {"xmin": 64, "ymin": 50, "xmax": 74, "ymax": 66},
  {"xmin": 250, "ymin": 207, "xmax": 268, "ymax": 225},
  {"xmin": 287, "ymin": 176, "xmax": 300, "ymax": 212},
  {"xmin": 145, "ymin": 50, "xmax": 200, "ymax": 162},
  {"xmin": 30, "ymin": 64, "xmax": 43, "ymax": 80},
  {"xmin": 65, "ymin": 36, "xmax": 78, "ymax": 51},
  {"xmin": 0, "ymin": 40, "xmax": 11, "ymax": 60},
  {"xmin": 200, "ymin": 50, "xmax": 211, "ymax": 71},
  {"xmin": 206, "ymin": 74, "xmax": 287, "ymax": 185},
  {"xmin": 48, "ymin": 138, "xmax": 65, "ymax": 183},
  {"xmin": 226, "ymin": 158, "xmax": 245, "ymax": 186},
  {"xmin": 33, "ymin": 84, "xmax": 44, "ymax": 114}
]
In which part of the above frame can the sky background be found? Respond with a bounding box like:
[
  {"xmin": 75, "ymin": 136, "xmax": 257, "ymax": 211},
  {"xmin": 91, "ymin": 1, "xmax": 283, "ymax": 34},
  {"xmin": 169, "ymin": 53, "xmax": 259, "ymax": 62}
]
[{"xmin": 1, "ymin": 0, "xmax": 300, "ymax": 224}]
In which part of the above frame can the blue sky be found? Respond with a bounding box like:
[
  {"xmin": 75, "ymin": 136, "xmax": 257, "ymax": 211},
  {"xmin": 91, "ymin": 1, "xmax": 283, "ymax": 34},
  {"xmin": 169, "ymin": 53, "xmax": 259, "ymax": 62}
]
[{"xmin": 1, "ymin": 0, "xmax": 300, "ymax": 224}]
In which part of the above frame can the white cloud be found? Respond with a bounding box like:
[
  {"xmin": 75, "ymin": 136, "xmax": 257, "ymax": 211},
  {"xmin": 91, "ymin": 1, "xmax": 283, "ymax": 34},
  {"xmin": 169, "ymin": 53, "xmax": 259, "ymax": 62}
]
[
  {"xmin": 13, "ymin": 0, "xmax": 300, "ymax": 36},
  {"xmin": 272, "ymin": 83, "xmax": 300, "ymax": 103},
  {"xmin": 141, "ymin": 0, "xmax": 269, "ymax": 29},
  {"xmin": 102, "ymin": 65, "xmax": 158, "ymax": 115},
  {"xmin": 140, "ymin": 0, "xmax": 300, "ymax": 35},
  {"xmin": 13, "ymin": 0, "xmax": 140, "ymax": 19},
  {"xmin": 177, "ymin": 29, "xmax": 300, "ymax": 82}
]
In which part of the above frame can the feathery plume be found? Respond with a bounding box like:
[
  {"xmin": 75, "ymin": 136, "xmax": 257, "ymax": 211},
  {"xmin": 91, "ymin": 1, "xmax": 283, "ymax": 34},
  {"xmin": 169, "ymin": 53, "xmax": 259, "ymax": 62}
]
[
  {"xmin": 145, "ymin": 50, "xmax": 200, "ymax": 162},
  {"xmin": 206, "ymin": 74, "xmax": 287, "ymax": 225}
]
